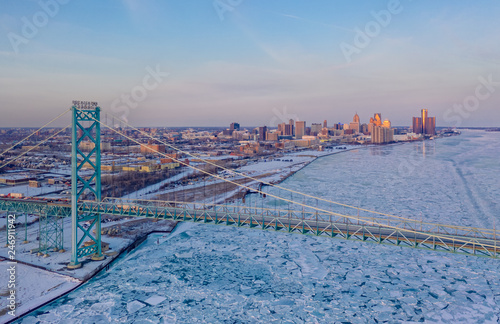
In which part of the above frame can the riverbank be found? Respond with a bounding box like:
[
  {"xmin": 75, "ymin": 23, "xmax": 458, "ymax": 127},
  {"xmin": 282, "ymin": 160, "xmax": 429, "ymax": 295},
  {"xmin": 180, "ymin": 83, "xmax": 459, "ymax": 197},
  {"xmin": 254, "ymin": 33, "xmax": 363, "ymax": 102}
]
[
  {"xmin": 182, "ymin": 146, "xmax": 361, "ymax": 204},
  {"xmin": 1, "ymin": 139, "xmax": 451, "ymax": 322},
  {"xmin": 0, "ymin": 218, "xmax": 176, "ymax": 323},
  {"xmin": 0, "ymin": 143, "xmax": 407, "ymax": 322}
]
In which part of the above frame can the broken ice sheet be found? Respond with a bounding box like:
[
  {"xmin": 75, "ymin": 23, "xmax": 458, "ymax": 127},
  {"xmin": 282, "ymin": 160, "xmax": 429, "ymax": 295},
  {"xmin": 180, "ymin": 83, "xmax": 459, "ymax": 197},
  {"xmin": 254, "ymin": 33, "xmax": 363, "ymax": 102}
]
[
  {"xmin": 127, "ymin": 300, "xmax": 147, "ymax": 314},
  {"xmin": 144, "ymin": 295, "xmax": 167, "ymax": 306}
]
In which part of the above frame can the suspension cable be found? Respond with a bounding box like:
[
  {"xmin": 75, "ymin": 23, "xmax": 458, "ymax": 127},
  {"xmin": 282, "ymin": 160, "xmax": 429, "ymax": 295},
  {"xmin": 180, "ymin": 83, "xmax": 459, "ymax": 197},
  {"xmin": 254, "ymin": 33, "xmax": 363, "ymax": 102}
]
[
  {"xmin": 77, "ymin": 109, "xmax": 500, "ymax": 250},
  {"xmin": 0, "ymin": 125, "xmax": 70, "ymax": 170},
  {"xmin": 104, "ymin": 112, "xmax": 415, "ymax": 222},
  {"xmin": 0, "ymin": 109, "xmax": 70, "ymax": 157}
]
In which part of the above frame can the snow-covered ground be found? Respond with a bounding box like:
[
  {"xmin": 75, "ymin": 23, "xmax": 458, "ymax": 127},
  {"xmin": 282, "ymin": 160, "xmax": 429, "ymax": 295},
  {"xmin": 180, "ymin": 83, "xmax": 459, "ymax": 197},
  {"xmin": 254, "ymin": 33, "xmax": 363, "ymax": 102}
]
[
  {"xmin": 0, "ymin": 261, "xmax": 80, "ymax": 323},
  {"xmin": 120, "ymin": 169, "xmax": 196, "ymax": 200},
  {"xmin": 0, "ymin": 212, "xmax": 175, "ymax": 323},
  {"xmin": 0, "ymin": 184, "xmax": 65, "ymax": 198},
  {"xmin": 125, "ymin": 146, "xmax": 358, "ymax": 202},
  {"xmin": 0, "ymin": 216, "xmax": 130, "ymax": 280}
]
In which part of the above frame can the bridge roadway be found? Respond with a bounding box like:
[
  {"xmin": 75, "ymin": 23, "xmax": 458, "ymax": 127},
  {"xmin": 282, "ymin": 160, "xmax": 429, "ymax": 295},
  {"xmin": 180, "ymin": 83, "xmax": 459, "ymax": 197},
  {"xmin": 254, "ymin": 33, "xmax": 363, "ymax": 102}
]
[{"xmin": 1, "ymin": 198, "xmax": 499, "ymax": 259}]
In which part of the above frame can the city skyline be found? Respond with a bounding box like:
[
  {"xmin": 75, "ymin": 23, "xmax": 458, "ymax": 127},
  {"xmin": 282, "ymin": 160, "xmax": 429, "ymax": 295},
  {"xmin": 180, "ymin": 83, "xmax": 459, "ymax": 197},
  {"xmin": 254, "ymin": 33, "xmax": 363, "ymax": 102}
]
[
  {"xmin": 1, "ymin": 2, "xmax": 499, "ymax": 322},
  {"xmin": 1, "ymin": 1, "xmax": 500, "ymax": 127}
]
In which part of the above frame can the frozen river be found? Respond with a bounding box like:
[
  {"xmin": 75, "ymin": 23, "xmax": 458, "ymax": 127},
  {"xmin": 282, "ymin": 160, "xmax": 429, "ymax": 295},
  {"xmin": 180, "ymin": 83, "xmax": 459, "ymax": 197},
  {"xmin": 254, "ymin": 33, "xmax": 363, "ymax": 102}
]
[{"xmin": 18, "ymin": 130, "xmax": 500, "ymax": 323}]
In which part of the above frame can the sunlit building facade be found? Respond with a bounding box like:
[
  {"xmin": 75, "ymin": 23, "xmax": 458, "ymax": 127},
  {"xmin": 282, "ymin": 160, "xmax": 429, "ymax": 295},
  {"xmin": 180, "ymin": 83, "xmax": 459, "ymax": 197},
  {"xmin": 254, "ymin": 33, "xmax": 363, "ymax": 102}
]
[
  {"xmin": 295, "ymin": 121, "xmax": 306, "ymax": 139},
  {"xmin": 413, "ymin": 109, "xmax": 436, "ymax": 135}
]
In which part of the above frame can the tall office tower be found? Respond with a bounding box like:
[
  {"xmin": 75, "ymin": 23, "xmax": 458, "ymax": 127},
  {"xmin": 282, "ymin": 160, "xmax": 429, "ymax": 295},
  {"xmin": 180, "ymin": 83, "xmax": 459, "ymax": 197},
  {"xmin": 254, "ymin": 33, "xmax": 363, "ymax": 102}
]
[
  {"xmin": 372, "ymin": 125, "xmax": 394, "ymax": 144},
  {"xmin": 278, "ymin": 123, "xmax": 285, "ymax": 135},
  {"xmin": 295, "ymin": 121, "xmax": 306, "ymax": 139},
  {"xmin": 258, "ymin": 126, "xmax": 267, "ymax": 141},
  {"xmin": 413, "ymin": 117, "xmax": 422, "ymax": 134},
  {"xmin": 284, "ymin": 124, "xmax": 294, "ymax": 136},
  {"xmin": 421, "ymin": 109, "xmax": 428, "ymax": 134},
  {"xmin": 311, "ymin": 123, "xmax": 322, "ymax": 135},
  {"xmin": 323, "ymin": 120, "xmax": 328, "ymax": 128},
  {"xmin": 369, "ymin": 113, "xmax": 382, "ymax": 131},
  {"xmin": 425, "ymin": 116, "xmax": 436, "ymax": 135},
  {"xmin": 383, "ymin": 119, "xmax": 391, "ymax": 128},
  {"xmin": 412, "ymin": 109, "xmax": 436, "ymax": 135},
  {"xmin": 230, "ymin": 122, "xmax": 240, "ymax": 131},
  {"xmin": 350, "ymin": 113, "xmax": 360, "ymax": 133},
  {"xmin": 289, "ymin": 119, "xmax": 295, "ymax": 136},
  {"xmin": 372, "ymin": 126, "xmax": 382, "ymax": 143}
]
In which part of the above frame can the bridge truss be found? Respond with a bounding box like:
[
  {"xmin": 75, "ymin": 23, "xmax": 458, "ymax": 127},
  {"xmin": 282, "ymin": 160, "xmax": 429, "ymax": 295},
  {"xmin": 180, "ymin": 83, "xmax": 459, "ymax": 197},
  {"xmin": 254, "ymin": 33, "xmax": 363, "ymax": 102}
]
[{"xmin": 1, "ymin": 197, "xmax": 499, "ymax": 259}]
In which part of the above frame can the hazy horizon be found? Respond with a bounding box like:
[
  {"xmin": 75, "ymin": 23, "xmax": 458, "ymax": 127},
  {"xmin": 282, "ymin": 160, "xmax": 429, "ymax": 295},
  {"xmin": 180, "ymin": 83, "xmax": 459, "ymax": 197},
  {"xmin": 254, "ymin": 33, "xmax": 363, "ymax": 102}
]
[{"xmin": 1, "ymin": 0, "xmax": 499, "ymax": 128}]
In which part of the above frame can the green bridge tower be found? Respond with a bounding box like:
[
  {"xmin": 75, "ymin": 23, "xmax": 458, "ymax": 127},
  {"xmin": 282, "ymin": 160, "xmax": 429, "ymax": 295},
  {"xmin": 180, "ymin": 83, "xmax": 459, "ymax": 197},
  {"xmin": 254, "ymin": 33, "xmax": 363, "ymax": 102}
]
[{"xmin": 68, "ymin": 101, "xmax": 103, "ymax": 269}]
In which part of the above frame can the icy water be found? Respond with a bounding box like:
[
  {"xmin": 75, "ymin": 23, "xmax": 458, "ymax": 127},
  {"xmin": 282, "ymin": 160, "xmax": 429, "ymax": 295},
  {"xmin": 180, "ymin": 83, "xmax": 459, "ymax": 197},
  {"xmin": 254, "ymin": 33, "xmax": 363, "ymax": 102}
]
[
  {"xmin": 18, "ymin": 131, "xmax": 500, "ymax": 323},
  {"xmin": 255, "ymin": 129, "xmax": 500, "ymax": 229}
]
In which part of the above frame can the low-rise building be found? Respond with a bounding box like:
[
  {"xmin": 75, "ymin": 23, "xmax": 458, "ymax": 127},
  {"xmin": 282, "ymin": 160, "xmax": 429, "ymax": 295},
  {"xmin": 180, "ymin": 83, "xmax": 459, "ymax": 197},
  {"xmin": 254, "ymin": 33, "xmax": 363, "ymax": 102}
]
[
  {"xmin": 29, "ymin": 180, "xmax": 41, "ymax": 188},
  {"xmin": 0, "ymin": 174, "xmax": 36, "ymax": 185}
]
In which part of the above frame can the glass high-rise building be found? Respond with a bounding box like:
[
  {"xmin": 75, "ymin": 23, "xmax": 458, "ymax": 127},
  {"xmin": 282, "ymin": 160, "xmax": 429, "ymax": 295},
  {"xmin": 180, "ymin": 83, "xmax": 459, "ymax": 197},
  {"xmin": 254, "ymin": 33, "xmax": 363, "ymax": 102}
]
[{"xmin": 413, "ymin": 109, "xmax": 436, "ymax": 135}]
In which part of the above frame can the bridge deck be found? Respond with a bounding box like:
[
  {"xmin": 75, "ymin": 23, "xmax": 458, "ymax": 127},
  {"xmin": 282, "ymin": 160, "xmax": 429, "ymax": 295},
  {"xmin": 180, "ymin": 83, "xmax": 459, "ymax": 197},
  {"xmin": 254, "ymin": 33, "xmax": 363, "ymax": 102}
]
[{"xmin": 1, "ymin": 198, "xmax": 499, "ymax": 259}]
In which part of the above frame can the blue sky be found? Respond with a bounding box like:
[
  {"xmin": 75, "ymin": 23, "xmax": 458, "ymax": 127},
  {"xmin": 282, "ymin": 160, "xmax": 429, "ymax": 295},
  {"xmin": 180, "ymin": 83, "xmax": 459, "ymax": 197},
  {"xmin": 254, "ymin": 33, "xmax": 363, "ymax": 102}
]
[{"xmin": 1, "ymin": 0, "xmax": 499, "ymax": 127}]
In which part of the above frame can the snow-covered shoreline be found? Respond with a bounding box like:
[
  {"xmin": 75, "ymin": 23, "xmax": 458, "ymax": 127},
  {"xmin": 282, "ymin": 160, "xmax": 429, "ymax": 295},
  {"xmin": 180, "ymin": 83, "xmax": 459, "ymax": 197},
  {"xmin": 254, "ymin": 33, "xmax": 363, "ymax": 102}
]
[
  {"xmin": 0, "ymin": 216, "xmax": 176, "ymax": 323},
  {"xmin": 0, "ymin": 145, "xmax": 362, "ymax": 323}
]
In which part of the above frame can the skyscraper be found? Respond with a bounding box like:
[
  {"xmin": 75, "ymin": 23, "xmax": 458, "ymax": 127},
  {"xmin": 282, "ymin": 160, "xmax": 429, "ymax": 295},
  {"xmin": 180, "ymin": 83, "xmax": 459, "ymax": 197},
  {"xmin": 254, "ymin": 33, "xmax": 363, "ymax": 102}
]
[
  {"xmin": 278, "ymin": 123, "xmax": 285, "ymax": 135},
  {"xmin": 350, "ymin": 113, "xmax": 360, "ymax": 133},
  {"xmin": 258, "ymin": 126, "xmax": 267, "ymax": 141},
  {"xmin": 425, "ymin": 117, "xmax": 436, "ymax": 135},
  {"xmin": 289, "ymin": 119, "xmax": 295, "ymax": 136},
  {"xmin": 295, "ymin": 121, "xmax": 306, "ymax": 139},
  {"xmin": 412, "ymin": 109, "xmax": 436, "ymax": 135},
  {"xmin": 412, "ymin": 117, "xmax": 422, "ymax": 134},
  {"xmin": 421, "ymin": 109, "xmax": 428, "ymax": 134},
  {"xmin": 311, "ymin": 123, "xmax": 322, "ymax": 136},
  {"xmin": 370, "ymin": 113, "xmax": 382, "ymax": 126},
  {"xmin": 372, "ymin": 126, "xmax": 394, "ymax": 144},
  {"xmin": 369, "ymin": 113, "xmax": 382, "ymax": 134},
  {"xmin": 230, "ymin": 122, "xmax": 240, "ymax": 131}
]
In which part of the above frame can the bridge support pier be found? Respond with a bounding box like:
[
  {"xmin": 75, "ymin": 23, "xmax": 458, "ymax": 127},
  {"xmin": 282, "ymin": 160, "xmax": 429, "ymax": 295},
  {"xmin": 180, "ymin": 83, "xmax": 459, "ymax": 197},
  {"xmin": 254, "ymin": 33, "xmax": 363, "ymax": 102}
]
[{"xmin": 39, "ymin": 211, "xmax": 64, "ymax": 254}]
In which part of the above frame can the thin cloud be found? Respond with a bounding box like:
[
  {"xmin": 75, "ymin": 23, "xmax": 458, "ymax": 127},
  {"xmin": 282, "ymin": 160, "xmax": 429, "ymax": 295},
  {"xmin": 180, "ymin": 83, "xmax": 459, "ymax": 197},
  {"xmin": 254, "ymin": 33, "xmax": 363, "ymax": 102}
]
[{"xmin": 278, "ymin": 12, "xmax": 355, "ymax": 33}]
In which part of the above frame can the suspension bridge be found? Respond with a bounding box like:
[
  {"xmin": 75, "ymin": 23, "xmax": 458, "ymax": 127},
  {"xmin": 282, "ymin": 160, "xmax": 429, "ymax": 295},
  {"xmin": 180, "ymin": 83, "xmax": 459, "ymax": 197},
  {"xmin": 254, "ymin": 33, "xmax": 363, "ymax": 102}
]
[{"xmin": 1, "ymin": 102, "xmax": 499, "ymax": 269}]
